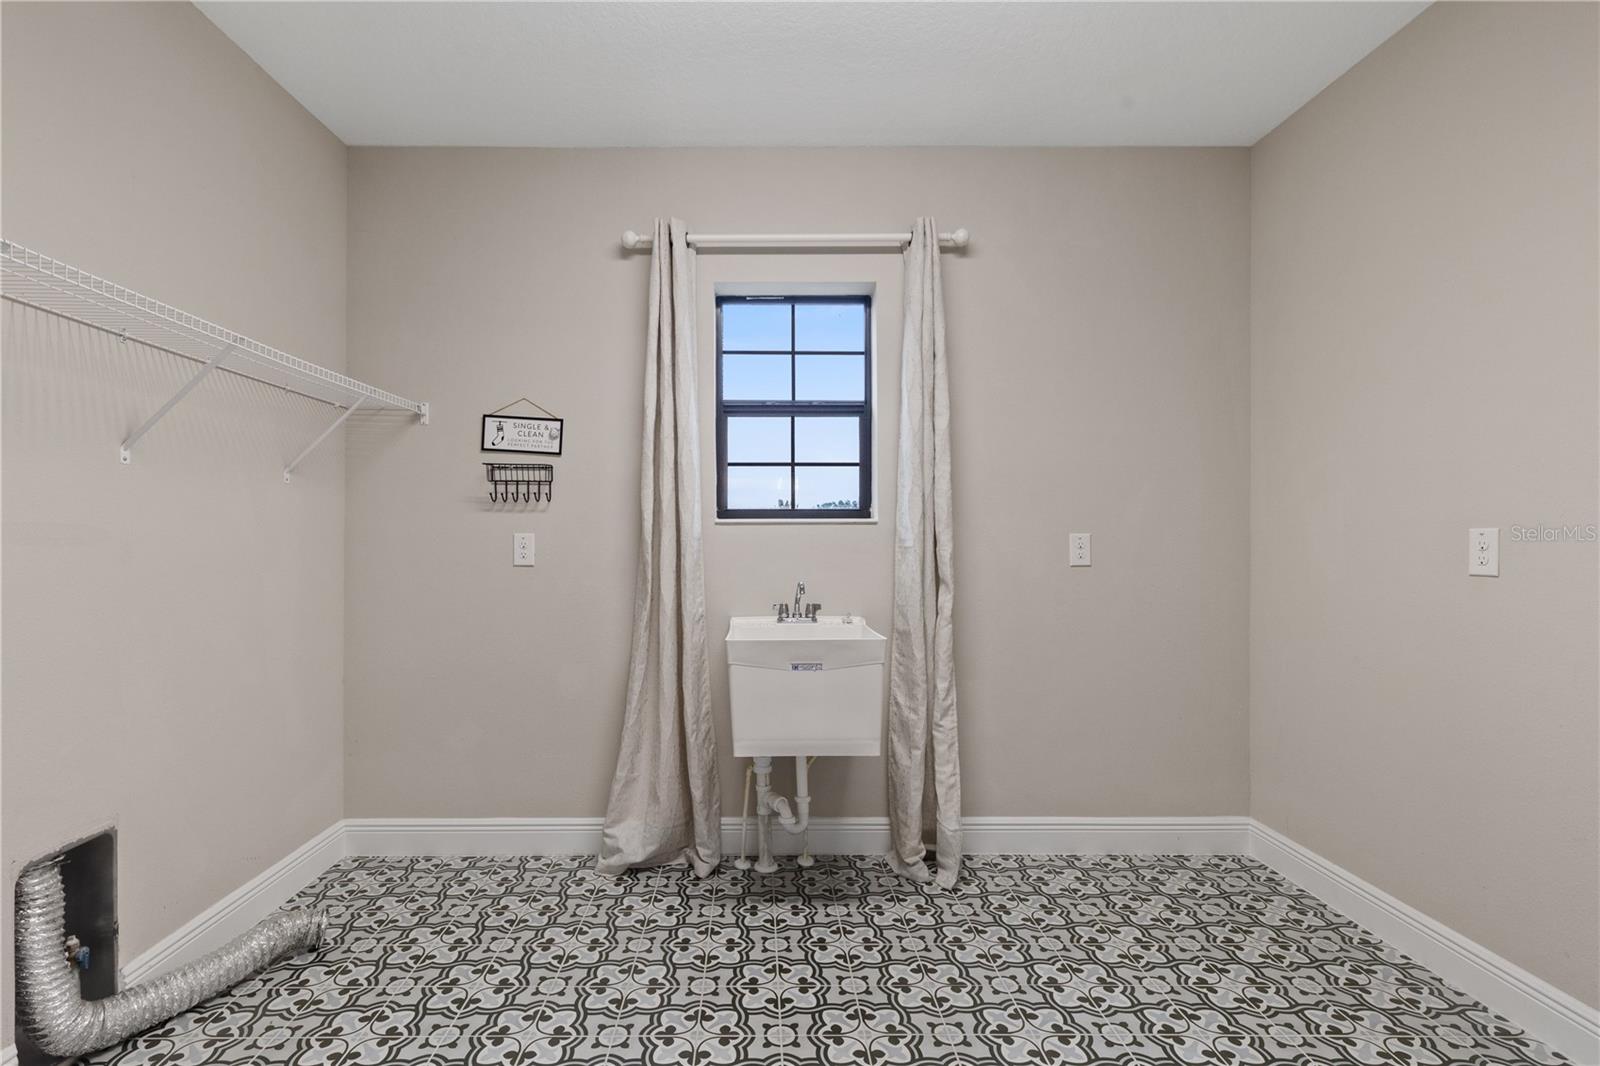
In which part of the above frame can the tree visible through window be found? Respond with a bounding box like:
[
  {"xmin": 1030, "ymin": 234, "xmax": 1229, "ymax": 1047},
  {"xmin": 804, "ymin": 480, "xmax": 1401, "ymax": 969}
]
[{"xmin": 716, "ymin": 295, "xmax": 871, "ymax": 519}]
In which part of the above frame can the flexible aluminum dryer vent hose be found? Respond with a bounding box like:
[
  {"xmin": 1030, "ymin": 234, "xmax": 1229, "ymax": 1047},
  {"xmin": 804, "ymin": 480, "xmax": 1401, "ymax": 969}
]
[{"xmin": 15, "ymin": 858, "xmax": 327, "ymax": 1060}]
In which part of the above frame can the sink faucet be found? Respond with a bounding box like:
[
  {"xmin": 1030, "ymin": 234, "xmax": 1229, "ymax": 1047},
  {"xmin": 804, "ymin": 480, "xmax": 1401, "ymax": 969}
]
[{"xmin": 773, "ymin": 582, "xmax": 821, "ymax": 623}]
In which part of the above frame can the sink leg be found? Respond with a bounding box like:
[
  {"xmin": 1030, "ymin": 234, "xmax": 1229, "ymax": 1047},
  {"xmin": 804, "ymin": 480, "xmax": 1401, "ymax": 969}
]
[
  {"xmin": 752, "ymin": 756, "xmax": 779, "ymax": 873},
  {"xmin": 734, "ymin": 765, "xmax": 753, "ymax": 870}
]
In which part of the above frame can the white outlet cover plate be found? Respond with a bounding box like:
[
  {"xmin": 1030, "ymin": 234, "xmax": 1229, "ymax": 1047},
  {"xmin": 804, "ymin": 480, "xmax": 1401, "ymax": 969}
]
[
  {"xmin": 514, "ymin": 532, "xmax": 535, "ymax": 567},
  {"xmin": 1468, "ymin": 527, "xmax": 1498, "ymax": 577},
  {"xmin": 1069, "ymin": 532, "xmax": 1092, "ymax": 567}
]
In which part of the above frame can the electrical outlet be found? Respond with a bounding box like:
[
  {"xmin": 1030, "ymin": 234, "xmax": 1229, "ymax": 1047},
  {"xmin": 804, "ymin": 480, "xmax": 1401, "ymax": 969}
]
[
  {"xmin": 1468, "ymin": 527, "xmax": 1498, "ymax": 577},
  {"xmin": 1069, "ymin": 532, "xmax": 1091, "ymax": 567},
  {"xmin": 513, "ymin": 532, "xmax": 535, "ymax": 567}
]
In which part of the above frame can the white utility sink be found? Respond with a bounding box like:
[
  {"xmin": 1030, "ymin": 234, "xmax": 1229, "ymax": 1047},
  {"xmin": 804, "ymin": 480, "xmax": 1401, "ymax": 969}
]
[{"xmin": 726, "ymin": 615, "xmax": 886, "ymax": 757}]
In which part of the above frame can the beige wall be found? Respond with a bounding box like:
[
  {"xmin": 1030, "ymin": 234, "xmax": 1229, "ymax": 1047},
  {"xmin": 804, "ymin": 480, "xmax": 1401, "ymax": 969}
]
[
  {"xmin": 1, "ymin": 0, "xmax": 348, "ymax": 1038},
  {"xmin": 343, "ymin": 147, "xmax": 1252, "ymax": 822},
  {"xmin": 8, "ymin": 0, "xmax": 1592, "ymax": 1037},
  {"xmin": 1250, "ymin": 2, "xmax": 1600, "ymax": 1008}
]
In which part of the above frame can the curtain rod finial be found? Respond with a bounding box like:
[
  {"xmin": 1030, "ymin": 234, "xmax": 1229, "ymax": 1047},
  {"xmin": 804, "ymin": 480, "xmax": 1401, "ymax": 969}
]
[
  {"xmin": 621, "ymin": 229, "xmax": 648, "ymax": 250},
  {"xmin": 949, "ymin": 228, "xmax": 970, "ymax": 249}
]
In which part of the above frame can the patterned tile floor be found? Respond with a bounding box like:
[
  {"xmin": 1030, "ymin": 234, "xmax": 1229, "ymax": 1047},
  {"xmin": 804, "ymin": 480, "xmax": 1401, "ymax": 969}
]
[{"xmin": 88, "ymin": 854, "xmax": 1568, "ymax": 1066}]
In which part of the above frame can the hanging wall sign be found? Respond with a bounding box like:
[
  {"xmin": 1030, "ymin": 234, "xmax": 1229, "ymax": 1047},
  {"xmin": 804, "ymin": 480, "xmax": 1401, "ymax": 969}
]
[{"xmin": 482, "ymin": 407, "xmax": 563, "ymax": 456}]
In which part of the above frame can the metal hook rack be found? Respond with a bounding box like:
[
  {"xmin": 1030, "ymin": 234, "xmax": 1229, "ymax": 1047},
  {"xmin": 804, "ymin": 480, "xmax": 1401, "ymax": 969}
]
[{"xmin": 485, "ymin": 462, "xmax": 553, "ymax": 504}]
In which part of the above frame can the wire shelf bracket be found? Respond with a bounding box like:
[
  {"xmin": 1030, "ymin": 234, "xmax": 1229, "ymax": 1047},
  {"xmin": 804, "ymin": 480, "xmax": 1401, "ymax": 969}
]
[
  {"xmin": 1, "ymin": 238, "xmax": 429, "ymax": 476},
  {"xmin": 285, "ymin": 396, "xmax": 363, "ymax": 483},
  {"xmin": 119, "ymin": 345, "xmax": 234, "ymax": 463}
]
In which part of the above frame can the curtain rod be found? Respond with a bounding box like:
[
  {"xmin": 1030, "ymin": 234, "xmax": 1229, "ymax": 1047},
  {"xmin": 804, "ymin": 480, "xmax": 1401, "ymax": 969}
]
[{"xmin": 620, "ymin": 228, "xmax": 969, "ymax": 252}]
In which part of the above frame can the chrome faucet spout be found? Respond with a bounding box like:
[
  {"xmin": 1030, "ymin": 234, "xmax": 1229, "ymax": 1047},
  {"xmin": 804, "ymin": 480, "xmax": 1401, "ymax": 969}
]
[{"xmin": 774, "ymin": 583, "xmax": 819, "ymax": 622}]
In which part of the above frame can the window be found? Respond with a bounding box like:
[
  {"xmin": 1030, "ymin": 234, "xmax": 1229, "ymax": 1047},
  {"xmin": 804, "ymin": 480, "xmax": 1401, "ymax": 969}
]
[{"xmin": 716, "ymin": 295, "xmax": 872, "ymax": 519}]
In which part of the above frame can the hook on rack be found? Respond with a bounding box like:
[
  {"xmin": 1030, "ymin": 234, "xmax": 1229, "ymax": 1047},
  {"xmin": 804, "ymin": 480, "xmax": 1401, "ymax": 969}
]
[{"xmin": 485, "ymin": 462, "xmax": 553, "ymax": 504}]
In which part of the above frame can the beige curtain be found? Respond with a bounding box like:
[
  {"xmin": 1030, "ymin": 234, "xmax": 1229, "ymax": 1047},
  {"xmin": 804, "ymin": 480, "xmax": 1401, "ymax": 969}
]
[
  {"xmin": 886, "ymin": 218, "xmax": 962, "ymax": 888},
  {"xmin": 597, "ymin": 218, "xmax": 721, "ymax": 877}
]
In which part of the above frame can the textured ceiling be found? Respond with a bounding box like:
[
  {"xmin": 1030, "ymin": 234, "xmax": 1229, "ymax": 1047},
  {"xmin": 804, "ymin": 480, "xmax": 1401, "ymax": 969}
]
[{"xmin": 199, "ymin": 2, "xmax": 1428, "ymax": 147}]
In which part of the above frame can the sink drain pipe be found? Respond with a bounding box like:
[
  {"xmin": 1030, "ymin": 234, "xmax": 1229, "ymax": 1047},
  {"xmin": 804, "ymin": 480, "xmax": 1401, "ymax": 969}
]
[
  {"xmin": 751, "ymin": 755, "xmax": 814, "ymax": 871},
  {"xmin": 15, "ymin": 857, "xmax": 327, "ymax": 1060}
]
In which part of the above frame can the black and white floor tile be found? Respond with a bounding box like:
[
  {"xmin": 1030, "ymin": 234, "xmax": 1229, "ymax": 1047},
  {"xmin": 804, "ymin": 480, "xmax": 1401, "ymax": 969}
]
[{"xmin": 87, "ymin": 855, "xmax": 1569, "ymax": 1065}]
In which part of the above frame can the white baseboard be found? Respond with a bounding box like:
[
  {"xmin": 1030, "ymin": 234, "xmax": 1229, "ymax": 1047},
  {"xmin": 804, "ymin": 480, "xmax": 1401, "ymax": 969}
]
[
  {"xmin": 338, "ymin": 815, "xmax": 1249, "ymax": 861},
  {"xmin": 338, "ymin": 816, "xmax": 879, "ymax": 859},
  {"xmin": 739, "ymin": 815, "xmax": 1249, "ymax": 858},
  {"xmin": 340, "ymin": 816, "xmax": 894, "ymax": 859},
  {"xmin": 962, "ymin": 815, "xmax": 1249, "ymax": 854},
  {"xmin": 724, "ymin": 815, "xmax": 890, "ymax": 856},
  {"xmin": 1248, "ymin": 820, "xmax": 1600, "ymax": 1065},
  {"xmin": 5, "ymin": 815, "xmax": 1590, "ymax": 1066},
  {"xmin": 121, "ymin": 821, "xmax": 346, "ymax": 986},
  {"xmin": 343, "ymin": 817, "xmax": 605, "ymax": 857}
]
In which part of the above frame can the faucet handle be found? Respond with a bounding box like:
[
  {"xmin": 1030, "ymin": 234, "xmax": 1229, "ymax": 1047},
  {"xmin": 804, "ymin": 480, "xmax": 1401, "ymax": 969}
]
[
  {"xmin": 772, "ymin": 602, "xmax": 789, "ymax": 620},
  {"xmin": 806, "ymin": 603, "xmax": 822, "ymax": 620}
]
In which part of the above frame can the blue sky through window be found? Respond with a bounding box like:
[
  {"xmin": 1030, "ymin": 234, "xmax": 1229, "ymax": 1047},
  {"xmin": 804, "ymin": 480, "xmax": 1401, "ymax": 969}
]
[
  {"xmin": 721, "ymin": 302, "xmax": 790, "ymax": 350},
  {"xmin": 727, "ymin": 416, "xmax": 859, "ymax": 464},
  {"xmin": 718, "ymin": 296, "xmax": 869, "ymax": 515},
  {"xmin": 795, "ymin": 302, "xmax": 865, "ymax": 351},
  {"xmin": 723, "ymin": 353, "xmax": 790, "ymax": 400},
  {"xmin": 726, "ymin": 465, "xmax": 791, "ymax": 510},
  {"xmin": 797, "ymin": 354, "xmax": 864, "ymax": 400},
  {"xmin": 796, "ymin": 417, "xmax": 858, "ymax": 462},
  {"xmin": 795, "ymin": 467, "xmax": 860, "ymax": 509},
  {"xmin": 727, "ymin": 417, "xmax": 790, "ymax": 462}
]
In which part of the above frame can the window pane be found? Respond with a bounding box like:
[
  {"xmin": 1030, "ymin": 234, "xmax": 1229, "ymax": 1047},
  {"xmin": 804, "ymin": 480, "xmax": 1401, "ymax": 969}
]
[
  {"xmin": 722, "ymin": 302, "xmax": 790, "ymax": 351},
  {"xmin": 795, "ymin": 354, "xmax": 865, "ymax": 401},
  {"xmin": 727, "ymin": 465, "xmax": 792, "ymax": 510},
  {"xmin": 795, "ymin": 466, "xmax": 861, "ymax": 511},
  {"xmin": 795, "ymin": 417, "xmax": 859, "ymax": 462},
  {"xmin": 727, "ymin": 417, "xmax": 790, "ymax": 462},
  {"xmin": 723, "ymin": 353, "xmax": 791, "ymax": 401},
  {"xmin": 796, "ymin": 302, "xmax": 866, "ymax": 351}
]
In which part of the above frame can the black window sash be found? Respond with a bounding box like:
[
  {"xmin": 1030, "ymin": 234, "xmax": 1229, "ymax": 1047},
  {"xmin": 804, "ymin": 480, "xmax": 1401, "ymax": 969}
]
[{"xmin": 716, "ymin": 295, "xmax": 872, "ymax": 519}]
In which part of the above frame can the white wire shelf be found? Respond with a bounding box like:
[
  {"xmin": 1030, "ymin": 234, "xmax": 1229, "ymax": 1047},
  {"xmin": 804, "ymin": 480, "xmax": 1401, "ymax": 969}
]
[{"xmin": 1, "ymin": 238, "xmax": 427, "ymax": 477}]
